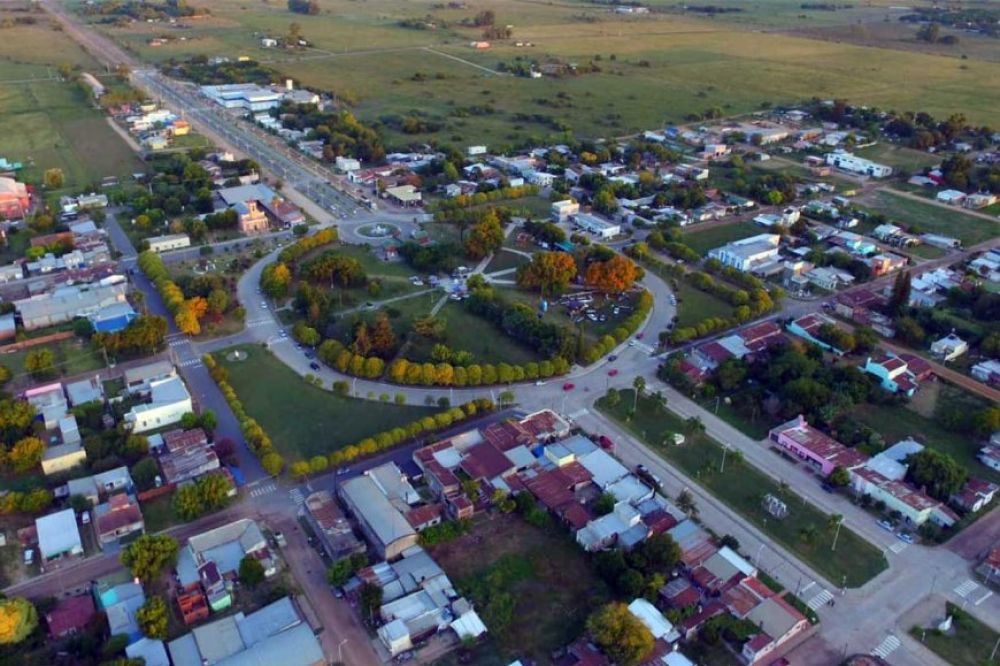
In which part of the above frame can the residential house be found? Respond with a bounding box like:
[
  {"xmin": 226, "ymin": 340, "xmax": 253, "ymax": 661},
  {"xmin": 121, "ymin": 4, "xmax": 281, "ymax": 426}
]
[
  {"xmin": 972, "ymin": 360, "xmax": 1000, "ymax": 386},
  {"xmin": 785, "ymin": 313, "xmax": 849, "ymax": 354},
  {"xmin": 24, "ymin": 382, "xmax": 68, "ymax": 429},
  {"xmin": 951, "ymin": 478, "xmax": 998, "ymax": 513},
  {"xmin": 977, "ymin": 446, "xmax": 1000, "ymax": 473},
  {"xmin": 46, "ymin": 594, "xmax": 96, "ymax": 638},
  {"xmin": 384, "ymin": 185, "xmax": 422, "ymax": 206},
  {"xmin": 768, "ymin": 415, "xmax": 867, "ymax": 476},
  {"xmin": 930, "ymin": 333, "xmax": 968, "ymax": 362},
  {"xmin": 94, "ymin": 493, "xmax": 145, "ymax": 549},
  {"xmin": 36, "ymin": 509, "xmax": 83, "ymax": 565},
  {"xmin": 66, "ymin": 466, "xmax": 133, "ymax": 507},
  {"xmin": 863, "ymin": 354, "xmax": 922, "ymax": 396},
  {"xmin": 124, "ymin": 376, "xmax": 193, "ymax": 433},
  {"xmin": 551, "ymin": 199, "xmax": 580, "ymax": 222},
  {"xmin": 124, "ymin": 361, "xmax": 177, "ymax": 395},
  {"xmin": 304, "ymin": 490, "xmax": 365, "ymax": 560},
  {"xmin": 94, "ymin": 573, "xmax": 145, "ymax": 642},
  {"xmin": 126, "ymin": 638, "xmax": 170, "ymax": 666},
  {"xmin": 690, "ymin": 547, "xmax": 757, "ymax": 594},
  {"xmin": 147, "ymin": 234, "xmax": 191, "ymax": 253},
  {"xmin": 741, "ymin": 596, "xmax": 810, "ymax": 664},
  {"xmin": 167, "ymin": 597, "xmax": 324, "ymax": 666},
  {"xmin": 707, "ymin": 234, "xmax": 781, "ymax": 273},
  {"xmin": 0, "ymin": 176, "xmax": 30, "ymax": 219},
  {"xmin": 158, "ymin": 428, "xmax": 220, "ymax": 484},
  {"xmin": 936, "ymin": 189, "xmax": 967, "ymax": 205},
  {"xmin": 627, "ymin": 598, "xmax": 680, "ymax": 644}
]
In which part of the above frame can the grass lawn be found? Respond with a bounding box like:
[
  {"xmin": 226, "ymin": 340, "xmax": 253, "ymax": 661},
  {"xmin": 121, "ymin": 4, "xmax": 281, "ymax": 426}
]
[
  {"xmin": 674, "ymin": 279, "xmax": 736, "ymax": 329},
  {"xmin": 430, "ymin": 513, "xmax": 610, "ymax": 662},
  {"xmin": 682, "ymin": 221, "xmax": 763, "ymax": 256},
  {"xmin": 854, "ymin": 394, "xmax": 1000, "ymax": 485},
  {"xmin": 408, "ymin": 302, "xmax": 542, "ymax": 365},
  {"xmin": 598, "ymin": 390, "xmax": 888, "ymax": 587},
  {"xmin": 0, "ymin": 338, "xmax": 105, "ymax": 388},
  {"xmin": 699, "ymin": 398, "xmax": 777, "ymax": 441},
  {"xmin": 860, "ymin": 191, "xmax": 999, "ymax": 246},
  {"xmin": 853, "ymin": 144, "xmax": 941, "ymax": 172},
  {"xmin": 910, "ymin": 602, "xmax": 1000, "ymax": 666},
  {"xmin": 485, "ymin": 248, "xmax": 530, "ymax": 274},
  {"xmin": 139, "ymin": 494, "xmax": 177, "ymax": 533},
  {"xmin": 217, "ymin": 344, "xmax": 435, "ymax": 460}
]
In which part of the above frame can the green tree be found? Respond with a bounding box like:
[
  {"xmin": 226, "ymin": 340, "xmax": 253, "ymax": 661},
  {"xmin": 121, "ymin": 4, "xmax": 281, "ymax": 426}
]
[
  {"xmin": 136, "ymin": 596, "xmax": 168, "ymax": 639},
  {"xmin": 239, "ymin": 555, "xmax": 266, "ymax": 587},
  {"xmin": 827, "ymin": 465, "xmax": 850, "ymax": 488},
  {"xmin": 887, "ymin": 271, "xmax": 911, "ymax": 316},
  {"xmin": 593, "ymin": 492, "xmax": 617, "ymax": 516},
  {"xmin": 172, "ymin": 483, "xmax": 205, "ymax": 520},
  {"xmin": 6, "ymin": 437, "xmax": 44, "ymax": 474},
  {"xmin": 0, "ymin": 597, "xmax": 38, "ymax": 644},
  {"xmin": 121, "ymin": 535, "xmax": 179, "ymax": 583},
  {"xmin": 43, "ymin": 168, "xmax": 64, "ymax": 189},
  {"xmin": 905, "ymin": 449, "xmax": 967, "ymax": 500},
  {"xmin": 586, "ymin": 603, "xmax": 654, "ymax": 666},
  {"xmin": 24, "ymin": 348, "xmax": 56, "ymax": 379}
]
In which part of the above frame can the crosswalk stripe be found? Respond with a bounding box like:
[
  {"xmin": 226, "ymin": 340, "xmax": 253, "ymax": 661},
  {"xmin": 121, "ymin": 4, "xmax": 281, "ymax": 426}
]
[
  {"xmin": 871, "ymin": 634, "xmax": 901, "ymax": 659},
  {"xmin": 289, "ymin": 488, "xmax": 305, "ymax": 506},
  {"xmin": 249, "ymin": 483, "xmax": 277, "ymax": 498},
  {"xmin": 806, "ymin": 588, "xmax": 833, "ymax": 611},
  {"xmin": 955, "ymin": 579, "xmax": 979, "ymax": 598},
  {"xmin": 889, "ymin": 541, "xmax": 907, "ymax": 554},
  {"xmin": 568, "ymin": 408, "xmax": 589, "ymax": 419}
]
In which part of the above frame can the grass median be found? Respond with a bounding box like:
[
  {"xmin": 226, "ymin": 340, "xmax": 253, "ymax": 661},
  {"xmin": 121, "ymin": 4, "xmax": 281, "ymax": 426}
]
[
  {"xmin": 910, "ymin": 602, "xmax": 1000, "ymax": 666},
  {"xmin": 597, "ymin": 389, "xmax": 887, "ymax": 588}
]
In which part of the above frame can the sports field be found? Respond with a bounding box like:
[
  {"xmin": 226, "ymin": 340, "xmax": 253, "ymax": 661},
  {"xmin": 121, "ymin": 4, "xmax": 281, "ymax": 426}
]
[
  {"xmin": 0, "ymin": 15, "xmax": 144, "ymax": 191},
  {"xmin": 81, "ymin": 0, "xmax": 1000, "ymax": 148}
]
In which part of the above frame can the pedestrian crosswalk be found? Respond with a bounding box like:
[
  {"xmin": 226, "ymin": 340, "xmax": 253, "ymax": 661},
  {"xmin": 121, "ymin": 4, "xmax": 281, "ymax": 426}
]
[
  {"xmin": 246, "ymin": 319, "xmax": 274, "ymax": 328},
  {"xmin": 177, "ymin": 358, "xmax": 203, "ymax": 369},
  {"xmin": 249, "ymin": 482, "xmax": 277, "ymax": 498},
  {"xmin": 568, "ymin": 408, "xmax": 589, "ymax": 419},
  {"xmin": 289, "ymin": 488, "xmax": 305, "ymax": 507},
  {"xmin": 806, "ymin": 588, "xmax": 834, "ymax": 611},
  {"xmin": 871, "ymin": 634, "xmax": 901, "ymax": 659},
  {"xmin": 888, "ymin": 541, "xmax": 908, "ymax": 554},
  {"xmin": 955, "ymin": 579, "xmax": 980, "ymax": 598},
  {"xmin": 168, "ymin": 339, "xmax": 190, "ymax": 348}
]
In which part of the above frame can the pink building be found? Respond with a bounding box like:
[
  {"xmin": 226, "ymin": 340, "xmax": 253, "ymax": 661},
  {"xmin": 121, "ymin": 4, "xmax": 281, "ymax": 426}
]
[{"xmin": 768, "ymin": 415, "xmax": 867, "ymax": 476}]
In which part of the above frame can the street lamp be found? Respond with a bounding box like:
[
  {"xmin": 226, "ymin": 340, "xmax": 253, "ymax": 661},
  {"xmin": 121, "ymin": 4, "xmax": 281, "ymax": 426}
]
[
  {"xmin": 831, "ymin": 516, "xmax": 843, "ymax": 552},
  {"xmin": 338, "ymin": 638, "xmax": 349, "ymax": 663}
]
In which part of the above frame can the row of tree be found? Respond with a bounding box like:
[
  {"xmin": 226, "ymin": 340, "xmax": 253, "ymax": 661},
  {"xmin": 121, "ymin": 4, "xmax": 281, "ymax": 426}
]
[{"xmin": 137, "ymin": 251, "xmax": 209, "ymax": 335}]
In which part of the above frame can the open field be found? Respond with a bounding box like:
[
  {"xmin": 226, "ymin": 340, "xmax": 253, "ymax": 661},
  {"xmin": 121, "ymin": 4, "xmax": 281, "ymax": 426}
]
[
  {"xmin": 217, "ymin": 344, "xmax": 434, "ymax": 460},
  {"xmin": 0, "ymin": 17, "xmax": 145, "ymax": 190},
  {"xmin": 853, "ymin": 143, "xmax": 942, "ymax": 172},
  {"xmin": 0, "ymin": 338, "xmax": 105, "ymax": 388},
  {"xmin": 598, "ymin": 390, "xmax": 888, "ymax": 587},
  {"xmin": 423, "ymin": 302, "xmax": 542, "ymax": 365},
  {"xmin": 82, "ymin": 0, "xmax": 1000, "ymax": 149},
  {"xmin": 910, "ymin": 602, "xmax": 1000, "ymax": 666},
  {"xmin": 858, "ymin": 191, "xmax": 999, "ymax": 246},
  {"xmin": 673, "ymin": 279, "xmax": 736, "ymax": 329},
  {"xmin": 682, "ymin": 220, "xmax": 762, "ymax": 256},
  {"xmin": 430, "ymin": 513, "xmax": 610, "ymax": 662}
]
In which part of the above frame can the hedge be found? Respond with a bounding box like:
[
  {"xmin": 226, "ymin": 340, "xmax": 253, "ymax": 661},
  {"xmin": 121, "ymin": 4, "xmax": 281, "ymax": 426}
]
[
  {"xmin": 276, "ymin": 227, "xmax": 338, "ymax": 265},
  {"xmin": 581, "ymin": 288, "xmax": 653, "ymax": 363},
  {"xmin": 327, "ymin": 398, "xmax": 496, "ymax": 467},
  {"xmin": 137, "ymin": 250, "xmax": 185, "ymax": 316},
  {"xmin": 203, "ymin": 354, "xmax": 285, "ymax": 476}
]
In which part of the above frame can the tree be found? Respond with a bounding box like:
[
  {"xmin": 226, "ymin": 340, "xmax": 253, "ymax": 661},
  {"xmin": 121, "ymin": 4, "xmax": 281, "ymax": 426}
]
[
  {"xmin": 586, "ymin": 603, "xmax": 654, "ymax": 666},
  {"xmin": 827, "ymin": 466, "xmax": 850, "ymax": 488},
  {"xmin": 464, "ymin": 215, "xmax": 504, "ymax": 259},
  {"xmin": 43, "ymin": 168, "xmax": 64, "ymax": 189},
  {"xmin": 369, "ymin": 313, "xmax": 397, "ymax": 358},
  {"xmin": 917, "ymin": 21, "xmax": 941, "ymax": 43},
  {"xmin": 261, "ymin": 452, "xmax": 284, "ymax": 476},
  {"xmin": 197, "ymin": 473, "xmax": 232, "ymax": 511},
  {"xmin": 120, "ymin": 535, "xmax": 179, "ymax": 583},
  {"xmin": 6, "ymin": 437, "xmax": 43, "ymax": 474},
  {"xmin": 327, "ymin": 552, "xmax": 368, "ymax": 587},
  {"xmin": 131, "ymin": 457, "xmax": 160, "ymax": 491},
  {"xmin": 516, "ymin": 252, "xmax": 578, "ymax": 295},
  {"xmin": 359, "ymin": 582, "xmax": 383, "ymax": 623},
  {"xmin": 499, "ymin": 389, "xmax": 516, "ymax": 407},
  {"xmin": 239, "ymin": 555, "xmax": 266, "ymax": 587},
  {"xmin": 207, "ymin": 288, "xmax": 229, "ymax": 316},
  {"xmin": 172, "ymin": 483, "xmax": 205, "ymax": 520},
  {"xmin": 637, "ymin": 532, "xmax": 681, "ymax": 571},
  {"xmin": 0, "ymin": 597, "xmax": 37, "ymax": 644},
  {"xmin": 676, "ymin": 489, "xmax": 698, "ymax": 516},
  {"xmin": 905, "ymin": 449, "xmax": 967, "ymax": 500},
  {"xmin": 24, "ymin": 348, "xmax": 56, "ymax": 379},
  {"xmin": 632, "ymin": 376, "xmax": 646, "ymax": 412},
  {"xmin": 136, "ymin": 596, "xmax": 168, "ymax": 639},
  {"xmin": 594, "ymin": 492, "xmax": 617, "ymax": 516},
  {"xmin": 888, "ymin": 271, "xmax": 911, "ymax": 316},
  {"xmin": 585, "ymin": 254, "xmax": 639, "ymax": 293}
]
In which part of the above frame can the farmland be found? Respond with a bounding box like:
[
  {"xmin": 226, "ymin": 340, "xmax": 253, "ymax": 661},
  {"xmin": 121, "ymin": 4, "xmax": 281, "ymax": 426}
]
[
  {"xmin": 0, "ymin": 14, "xmax": 145, "ymax": 192},
  {"xmin": 76, "ymin": 0, "xmax": 1000, "ymax": 149}
]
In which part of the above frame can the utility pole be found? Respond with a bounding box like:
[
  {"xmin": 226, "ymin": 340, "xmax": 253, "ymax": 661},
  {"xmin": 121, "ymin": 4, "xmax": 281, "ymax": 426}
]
[
  {"xmin": 720, "ymin": 445, "xmax": 728, "ymax": 473},
  {"xmin": 831, "ymin": 516, "xmax": 843, "ymax": 552}
]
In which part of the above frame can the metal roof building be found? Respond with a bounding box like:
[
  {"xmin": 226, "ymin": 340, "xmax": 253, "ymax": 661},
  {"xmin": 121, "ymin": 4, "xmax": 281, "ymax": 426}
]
[{"xmin": 340, "ymin": 474, "xmax": 418, "ymax": 560}]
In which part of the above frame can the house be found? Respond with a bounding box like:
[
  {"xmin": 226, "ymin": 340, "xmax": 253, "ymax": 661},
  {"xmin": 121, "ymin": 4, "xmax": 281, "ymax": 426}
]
[
  {"xmin": 200, "ymin": 83, "xmax": 283, "ymax": 112},
  {"xmin": 824, "ymin": 152, "xmax": 892, "ymax": 178},
  {"xmin": 691, "ymin": 546, "xmax": 757, "ymax": 594},
  {"xmin": 24, "ymin": 382, "xmax": 68, "ymax": 430},
  {"xmin": 741, "ymin": 596, "xmax": 810, "ymax": 664},
  {"xmin": 94, "ymin": 573, "xmax": 145, "ymax": 642},
  {"xmin": 14, "ymin": 282, "xmax": 127, "ymax": 331},
  {"xmin": 124, "ymin": 376, "xmax": 193, "ymax": 433},
  {"xmin": 94, "ymin": 493, "xmax": 145, "ymax": 549},
  {"xmin": 863, "ymin": 354, "xmax": 922, "ymax": 396},
  {"xmin": 551, "ymin": 199, "xmax": 580, "ymax": 222},
  {"xmin": 67, "ymin": 466, "xmax": 134, "ymax": 507},
  {"xmin": 572, "ymin": 213, "xmax": 620, "ymax": 239},
  {"xmin": 850, "ymin": 466, "xmax": 957, "ymax": 527},
  {"xmin": 158, "ymin": 428, "xmax": 220, "ymax": 484},
  {"xmin": 936, "ymin": 189, "xmax": 967, "ymax": 206},
  {"xmin": 805, "ymin": 266, "xmax": 854, "ymax": 291},
  {"xmin": 147, "ymin": 233, "xmax": 191, "ymax": 253},
  {"xmin": 42, "ymin": 440, "xmax": 87, "ymax": 476},
  {"xmin": 768, "ymin": 415, "xmax": 867, "ymax": 476},
  {"xmin": 971, "ymin": 360, "xmax": 1000, "ymax": 386},
  {"xmin": 339, "ymin": 470, "xmax": 419, "ymax": 560},
  {"xmin": 304, "ymin": 490, "xmax": 365, "ymax": 560},
  {"xmin": 785, "ymin": 313, "xmax": 848, "ymax": 354},
  {"xmin": 46, "ymin": 594, "xmax": 96, "ymax": 638},
  {"xmin": 978, "ymin": 446, "xmax": 1000, "ymax": 473},
  {"xmin": 0, "ymin": 176, "xmax": 30, "ymax": 219},
  {"xmin": 126, "ymin": 638, "xmax": 170, "ymax": 666},
  {"xmin": 951, "ymin": 478, "xmax": 998, "ymax": 513},
  {"xmin": 930, "ymin": 333, "xmax": 968, "ymax": 362},
  {"xmin": 627, "ymin": 598, "xmax": 680, "ymax": 644},
  {"xmin": 36, "ymin": 509, "xmax": 83, "ymax": 564},
  {"xmin": 707, "ymin": 234, "xmax": 781, "ymax": 273},
  {"xmin": 167, "ymin": 597, "xmax": 324, "ymax": 666},
  {"xmin": 385, "ymin": 185, "xmax": 422, "ymax": 206},
  {"xmin": 125, "ymin": 360, "xmax": 176, "ymax": 395},
  {"xmin": 335, "ymin": 156, "xmax": 361, "ymax": 172},
  {"xmin": 965, "ymin": 193, "xmax": 997, "ymax": 210}
]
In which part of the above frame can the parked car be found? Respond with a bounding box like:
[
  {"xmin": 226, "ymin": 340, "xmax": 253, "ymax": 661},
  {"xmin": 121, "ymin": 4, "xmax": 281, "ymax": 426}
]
[
  {"xmin": 607, "ymin": 354, "xmax": 618, "ymax": 362},
  {"xmin": 81, "ymin": 511, "xmax": 90, "ymax": 525},
  {"xmin": 897, "ymin": 531, "xmax": 915, "ymax": 544},
  {"xmin": 608, "ymin": 369, "xmax": 619, "ymax": 377},
  {"xmin": 562, "ymin": 382, "xmax": 575, "ymax": 391},
  {"xmin": 876, "ymin": 519, "xmax": 895, "ymax": 532},
  {"xmin": 309, "ymin": 362, "xmax": 321, "ymax": 371},
  {"xmin": 597, "ymin": 435, "xmax": 615, "ymax": 451},
  {"xmin": 273, "ymin": 531, "xmax": 287, "ymax": 547},
  {"xmin": 820, "ymin": 482, "xmax": 836, "ymax": 493}
]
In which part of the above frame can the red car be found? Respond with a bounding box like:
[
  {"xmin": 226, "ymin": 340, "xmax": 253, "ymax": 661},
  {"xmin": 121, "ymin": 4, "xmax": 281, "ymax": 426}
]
[
  {"xmin": 562, "ymin": 382, "xmax": 575, "ymax": 391},
  {"xmin": 607, "ymin": 369, "xmax": 619, "ymax": 377},
  {"xmin": 597, "ymin": 435, "xmax": 615, "ymax": 451}
]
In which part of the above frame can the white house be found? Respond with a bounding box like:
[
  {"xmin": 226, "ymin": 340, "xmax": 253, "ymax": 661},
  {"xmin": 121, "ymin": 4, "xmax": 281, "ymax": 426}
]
[
  {"xmin": 936, "ymin": 189, "xmax": 967, "ymax": 206},
  {"xmin": 147, "ymin": 234, "xmax": 191, "ymax": 253},
  {"xmin": 824, "ymin": 152, "xmax": 893, "ymax": 178},
  {"xmin": 36, "ymin": 509, "xmax": 83, "ymax": 563},
  {"xmin": 334, "ymin": 156, "xmax": 361, "ymax": 172},
  {"xmin": 572, "ymin": 213, "xmax": 620, "ymax": 239},
  {"xmin": 707, "ymin": 234, "xmax": 781, "ymax": 273},
  {"xmin": 930, "ymin": 333, "xmax": 968, "ymax": 362},
  {"xmin": 551, "ymin": 199, "xmax": 580, "ymax": 222},
  {"xmin": 124, "ymin": 376, "xmax": 193, "ymax": 433}
]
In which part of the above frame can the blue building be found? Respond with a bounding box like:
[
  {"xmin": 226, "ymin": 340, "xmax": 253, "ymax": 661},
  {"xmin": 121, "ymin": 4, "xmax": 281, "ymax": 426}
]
[{"xmin": 90, "ymin": 302, "xmax": 138, "ymax": 333}]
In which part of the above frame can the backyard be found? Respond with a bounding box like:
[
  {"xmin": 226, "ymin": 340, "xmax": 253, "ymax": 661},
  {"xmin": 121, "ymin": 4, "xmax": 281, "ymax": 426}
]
[
  {"xmin": 217, "ymin": 344, "xmax": 435, "ymax": 460},
  {"xmin": 597, "ymin": 390, "xmax": 888, "ymax": 587},
  {"xmin": 430, "ymin": 513, "xmax": 610, "ymax": 663}
]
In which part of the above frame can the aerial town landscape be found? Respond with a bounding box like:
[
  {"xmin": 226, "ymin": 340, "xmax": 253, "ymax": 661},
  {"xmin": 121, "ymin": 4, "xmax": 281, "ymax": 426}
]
[{"xmin": 0, "ymin": 0, "xmax": 996, "ymax": 665}]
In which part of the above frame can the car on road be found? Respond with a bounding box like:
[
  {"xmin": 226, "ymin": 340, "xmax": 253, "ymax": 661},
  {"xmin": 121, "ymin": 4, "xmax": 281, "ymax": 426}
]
[
  {"xmin": 608, "ymin": 354, "xmax": 618, "ymax": 362},
  {"xmin": 260, "ymin": 302, "xmax": 268, "ymax": 309},
  {"xmin": 336, "ymin": 467, "xmax": 351, "ymax": 476},
  {"xmin": 304, "ymin": 351, "xmax": 316, "ymax": 359},
  {"xmin": 897, "ymin": 531, "xmax": 915, "ymax": 544},
  {"xmin": 309, "ymin": 362, "xmax": 321, "ymax": 371},
  {"xmin": 273, "ymin": 531, "xmax": 287, "ymax": 548},
  {"xmin": 279, "ymin": 331, "xmax": 288, "ymax": 338},
  {"xmin": 876, "ymin": 519, "xmax": 895, "ymax": 532},
  {"xmin": 535, "ymin": 380, "xmax": 546, "ymax": 386},
  {"xmin": 636, "ymin": 333, "xmax": 644, "ymax": 339},
  {"xmin": 608, "ymin": 369, "xmax": 619, "ymax": 377},
  {"xmin": 562, "ymin": 382, "xmax": 575, "ymax": 391},
  {"xmin": 597, "ymin": 435, "xmax": 615, "ymax": 451},
  {"xmin": 820, "ymin": 482, "xmax": 836, "ymax": 493},
  {"xmin": 636, "ymin": 464, "xmax": 649, "ymax": 475}
]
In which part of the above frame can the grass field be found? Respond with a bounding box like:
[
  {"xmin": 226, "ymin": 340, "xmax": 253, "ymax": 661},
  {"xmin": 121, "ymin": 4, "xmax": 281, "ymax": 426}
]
[
  {"xmin": 0, "ymin": 18, "xmax": 145, "ymax": 191},
  {"xmin": 853, "ymin": 143, "xmax": 941, "ymax": 172},
  {"xmin": 0, "ymin": 338, "xmax": 105, "ymax": 388},
  {"xmin": 674, "ymin": 279, "xmax": 736, "ymax": 329},
  {"xmin": 83, "ymin": 0, "xmax": 1000, "ymax": 149},
  {"xmin": 217, "ymin": 344, "xmax": 435, "ymax": 460},
  {"xmin": 910, "ymin": 602, "xmax": 1000, "ymax": 666},
  {"xmin": 598, "ymin": 390, "xmax": 888, "ymax": 587},
  {"xmin": 484, "ymin": 248, "xmax": 530, "ymax": 273},
  {"xmin": 430, "ymin": 513, "xmax": 609, "ymax": 662},
  {"xmin": 433, "ymin": 302, "xmax": 542, "ymax": 365},
  {"xmin": 859, "ymin": 191, "xmax": 999, "ymax": 246},
  {"xmin": 682, "ymin": 221, "xmax": 762, "ymax": 256}
]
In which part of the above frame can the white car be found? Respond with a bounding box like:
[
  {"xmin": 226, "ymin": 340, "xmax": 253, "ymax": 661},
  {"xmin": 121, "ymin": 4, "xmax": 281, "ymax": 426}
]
[
  {"xmin": 23, "ymin": 549, "xmax": 33, "ymax": 565},
  {"xmin": 261, "ymin": 302, "xmax": 268, "ymax": 309}
]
